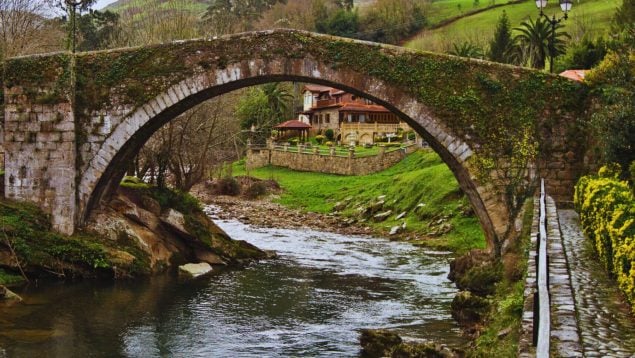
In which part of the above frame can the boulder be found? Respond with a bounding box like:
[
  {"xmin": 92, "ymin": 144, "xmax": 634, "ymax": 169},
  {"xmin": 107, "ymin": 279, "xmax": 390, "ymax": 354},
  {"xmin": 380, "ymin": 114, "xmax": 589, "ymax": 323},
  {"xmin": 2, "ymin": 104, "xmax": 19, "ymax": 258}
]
[
  {"xmin": 389, "ymin": 225, "xmax": 402, "ymax": 235},
  {"xmin": 178, "ymin": 262, "xmax": 213, "ymax": 278},
  {"xmin": 373, "ymin": 210, "xmax": 392, "ymax": 222},
  {"xmin": 451, "ymin": 291, "xmax": 490, "ymax": 328},
  {"xmin": 359, "ymin": 329, "xmax": 402, "ymax": 357},
  {"xmin": 0, "ymin": 285, "xmax": 22, "ymax": 302},
  {"xmin": 160, "ymin": 209, "xmax": 193, "ymax": 239}
]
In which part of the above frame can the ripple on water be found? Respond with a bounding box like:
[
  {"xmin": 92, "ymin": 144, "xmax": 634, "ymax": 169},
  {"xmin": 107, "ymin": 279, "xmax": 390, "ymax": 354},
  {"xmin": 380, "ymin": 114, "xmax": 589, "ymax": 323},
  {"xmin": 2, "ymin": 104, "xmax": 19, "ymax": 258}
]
[{"xmin": 0, "ymin": 209, "xmax": 467, "ymax": 356}]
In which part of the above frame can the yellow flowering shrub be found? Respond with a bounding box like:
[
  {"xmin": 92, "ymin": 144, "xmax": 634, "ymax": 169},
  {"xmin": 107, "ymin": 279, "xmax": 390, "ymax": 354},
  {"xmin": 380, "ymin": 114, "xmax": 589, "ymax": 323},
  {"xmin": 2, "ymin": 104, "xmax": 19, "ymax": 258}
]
[{"xmin": 574, "ymin": 165, "xmax": 635, "ymax": 311}]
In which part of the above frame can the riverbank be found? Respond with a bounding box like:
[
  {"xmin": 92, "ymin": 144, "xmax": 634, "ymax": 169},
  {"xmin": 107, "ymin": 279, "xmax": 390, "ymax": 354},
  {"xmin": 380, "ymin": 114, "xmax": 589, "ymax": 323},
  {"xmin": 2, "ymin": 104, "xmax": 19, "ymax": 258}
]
[
  {"xmin": 213, "ymin": 149, "xmax": 485, "ymax": 254},
  {"xmin": 0, "ymin": 184, "xmax": 267, "ymax": 287}
]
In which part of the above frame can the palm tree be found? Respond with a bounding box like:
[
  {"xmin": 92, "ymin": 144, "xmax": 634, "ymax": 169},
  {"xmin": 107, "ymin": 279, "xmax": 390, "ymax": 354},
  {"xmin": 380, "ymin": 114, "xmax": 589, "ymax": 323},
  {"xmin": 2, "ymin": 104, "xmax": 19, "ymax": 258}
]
[{"xmin": 514, "ymin": 17, "xmax": 569, "ymax": 70}]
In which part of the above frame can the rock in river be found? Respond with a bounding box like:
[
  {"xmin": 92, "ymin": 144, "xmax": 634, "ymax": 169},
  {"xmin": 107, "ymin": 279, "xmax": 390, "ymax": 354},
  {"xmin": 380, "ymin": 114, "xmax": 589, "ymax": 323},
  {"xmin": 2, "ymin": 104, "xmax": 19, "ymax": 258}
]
[{"xmin": 179, "ymin": 263, "xmax": 213, "ymax": 278}]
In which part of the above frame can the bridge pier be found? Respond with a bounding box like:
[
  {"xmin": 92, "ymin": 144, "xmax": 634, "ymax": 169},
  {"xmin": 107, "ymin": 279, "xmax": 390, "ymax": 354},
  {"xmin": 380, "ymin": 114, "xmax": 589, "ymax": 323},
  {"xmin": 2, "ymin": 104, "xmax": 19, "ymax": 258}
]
[{"xmin": 2, "ymin": 58, "xmax": 78, "ymax": 235}]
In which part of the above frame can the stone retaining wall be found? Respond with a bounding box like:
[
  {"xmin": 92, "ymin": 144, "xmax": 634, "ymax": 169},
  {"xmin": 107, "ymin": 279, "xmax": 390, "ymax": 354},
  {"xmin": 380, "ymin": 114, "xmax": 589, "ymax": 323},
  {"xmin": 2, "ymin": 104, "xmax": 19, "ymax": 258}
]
[{"xmin": 246, "ymin": 145, "xmax": 417, "ymax": 176}]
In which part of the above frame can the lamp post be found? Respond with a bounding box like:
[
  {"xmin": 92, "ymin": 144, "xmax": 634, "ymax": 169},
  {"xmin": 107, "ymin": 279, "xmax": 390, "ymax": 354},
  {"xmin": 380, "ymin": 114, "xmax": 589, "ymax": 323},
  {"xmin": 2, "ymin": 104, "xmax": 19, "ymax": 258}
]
[
  {"xmin": 65, "ymin": 0, "xmax": 84, "ymax": 53},
  {"xmin": 535, "ymin": 0, "xmax": 573, "ymax": 73}
]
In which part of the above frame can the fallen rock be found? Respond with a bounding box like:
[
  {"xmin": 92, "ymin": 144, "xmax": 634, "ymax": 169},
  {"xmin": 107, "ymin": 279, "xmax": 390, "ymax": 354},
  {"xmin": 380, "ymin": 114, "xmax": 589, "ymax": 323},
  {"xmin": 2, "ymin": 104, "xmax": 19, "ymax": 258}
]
[
  {"xmin": 178, "ymin": 262, "xmax": 213, "ymax": 278},
  {"xmin": 359, "ymin": 329, "xmax": 402, "ymax": 357},
  {"xmin": 0, "ymin": 285, "xmax": 22, "ymax": 302},
  {"xmin": 389, "ymin": 225, "xmax": 402, "ymax": 235},
  {"xmin": 395, "ymin": 211, "xmax": 407, "ymax": 220},
  {"xmin": 373, "ymin": 210, "xmax": 392, "ymax": 222}
]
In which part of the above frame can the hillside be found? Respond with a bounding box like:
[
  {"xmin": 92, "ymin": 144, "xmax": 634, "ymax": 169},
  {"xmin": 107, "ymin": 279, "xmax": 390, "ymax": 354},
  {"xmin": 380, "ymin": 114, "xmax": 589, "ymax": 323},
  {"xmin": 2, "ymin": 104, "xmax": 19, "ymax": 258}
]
[
  {"xmin": 406, "ymin": 0, "xmax": 620, "ymax": 52},
  {"xmin": 105, "ymin": 0, "xmax": 210, "ymax": 13}
]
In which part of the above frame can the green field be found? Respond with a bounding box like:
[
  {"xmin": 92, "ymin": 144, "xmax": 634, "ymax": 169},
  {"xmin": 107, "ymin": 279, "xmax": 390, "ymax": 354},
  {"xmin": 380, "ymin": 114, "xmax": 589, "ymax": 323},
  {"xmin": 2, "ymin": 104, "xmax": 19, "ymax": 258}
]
[
  {"xmin": 408, "ymin": 0, "xmax": 620, "ymax": 52},
  {"xmin": 232, "ymin": 149, "xmax": 486, "ymax": 253}
]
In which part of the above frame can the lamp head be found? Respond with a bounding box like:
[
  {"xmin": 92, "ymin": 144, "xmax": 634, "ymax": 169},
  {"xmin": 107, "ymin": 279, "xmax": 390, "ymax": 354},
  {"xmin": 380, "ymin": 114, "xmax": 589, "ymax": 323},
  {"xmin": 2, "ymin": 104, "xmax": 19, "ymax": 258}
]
[{"xmin": 560, "ymin": 0, "xmax": 573, "ymax": 13}]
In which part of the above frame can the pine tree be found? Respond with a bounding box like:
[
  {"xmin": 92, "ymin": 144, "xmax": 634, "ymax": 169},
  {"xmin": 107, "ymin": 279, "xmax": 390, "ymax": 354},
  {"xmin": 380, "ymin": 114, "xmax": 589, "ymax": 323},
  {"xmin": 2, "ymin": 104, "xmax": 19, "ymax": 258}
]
[{"xmin": 488, "ymin": 11, "xmax": 514, "ymax": 63}]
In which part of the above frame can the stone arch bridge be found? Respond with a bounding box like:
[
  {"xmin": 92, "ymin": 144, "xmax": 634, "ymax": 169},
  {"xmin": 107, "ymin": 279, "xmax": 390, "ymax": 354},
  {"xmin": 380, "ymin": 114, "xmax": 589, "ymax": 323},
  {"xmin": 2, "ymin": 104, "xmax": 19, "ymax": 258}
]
[{"xmin": 0, "ymin": 30, "xmax": 592, "ymax": 255}]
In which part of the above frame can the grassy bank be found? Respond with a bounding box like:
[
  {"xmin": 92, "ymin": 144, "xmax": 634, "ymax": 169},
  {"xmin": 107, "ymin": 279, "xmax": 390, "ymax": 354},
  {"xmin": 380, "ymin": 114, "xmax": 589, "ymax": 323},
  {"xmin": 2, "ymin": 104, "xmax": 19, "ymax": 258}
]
[
  {"xmin": 407, "ymin": 0, "xmax": 619, "ymax": 53},
  {"xmin": 232, "ymin": 149, "xmax": 485, "ymax": 253}
]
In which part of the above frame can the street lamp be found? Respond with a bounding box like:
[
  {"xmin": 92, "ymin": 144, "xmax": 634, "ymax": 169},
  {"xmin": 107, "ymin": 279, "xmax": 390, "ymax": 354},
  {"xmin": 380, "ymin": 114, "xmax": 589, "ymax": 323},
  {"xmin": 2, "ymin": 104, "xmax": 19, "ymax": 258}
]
[
  {"xmin": 535, "ymin": 0, "xmax": 573, "ymax": 73},
  {"xmin": 65, "ymin": 0, "xmax": 83, "ymax": 53}
]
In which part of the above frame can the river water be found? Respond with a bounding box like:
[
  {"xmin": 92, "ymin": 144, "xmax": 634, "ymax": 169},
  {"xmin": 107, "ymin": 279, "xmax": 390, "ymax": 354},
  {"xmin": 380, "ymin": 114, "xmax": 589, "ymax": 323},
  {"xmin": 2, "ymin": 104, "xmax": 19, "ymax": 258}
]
[{"xmin": 0, "ymin": 207, "xmax": 465, "ymax": 357}]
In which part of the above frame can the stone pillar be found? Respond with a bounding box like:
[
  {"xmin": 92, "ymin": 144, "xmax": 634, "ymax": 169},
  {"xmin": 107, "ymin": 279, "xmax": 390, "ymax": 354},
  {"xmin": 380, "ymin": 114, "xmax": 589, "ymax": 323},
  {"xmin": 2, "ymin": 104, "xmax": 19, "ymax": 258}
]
[
  {"xmin": 266, "ymin": 138, "xmax": 273, "ymax": 149},
  {"xmin": 329, "ymin": 147, "xmax": 336, "ymax": 156},
  {"xmin": 379, "ymin": 145, "xmax": 386, "ymax": 157},
  {"xmin": 348, "ymin": 147, "xmax": 355, "ymax": 158},
  {"xmin": 3, "ymin": 65, "xmax": 77, "ymax": 234},
  {"xmin": 313, "ymin": 146, "xmax": 319, "ymax": 155},
  {"xmin": 2, "ymin": 54, "xmax": 78, "ymax": 235},
  {"xmin": 283, "ymin": 144, "xmax": 288, "ymax": 152},
  {"xmin": 298, "ymin": 144, "xmax": 304, "ymax": 153}
]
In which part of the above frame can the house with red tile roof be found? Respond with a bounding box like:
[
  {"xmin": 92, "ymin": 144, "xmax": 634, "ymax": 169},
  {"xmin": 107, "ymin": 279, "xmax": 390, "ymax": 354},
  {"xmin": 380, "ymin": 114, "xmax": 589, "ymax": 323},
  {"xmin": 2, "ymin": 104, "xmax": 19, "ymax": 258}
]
[{"xmin": 298, "ymin": 85, "xmax": 411, "ymax": 144}]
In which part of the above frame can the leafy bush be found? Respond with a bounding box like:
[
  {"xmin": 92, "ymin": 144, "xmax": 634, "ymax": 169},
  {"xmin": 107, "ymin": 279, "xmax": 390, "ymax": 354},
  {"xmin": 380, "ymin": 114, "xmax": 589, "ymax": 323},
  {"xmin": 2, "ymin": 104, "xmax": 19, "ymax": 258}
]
[
  {"xmin": 315, "ymin": 135, "xmax": 326, "ymax": 145},
  {"xmin": 324, "ymin": 129, "xmax": 335, "ymax": 141},
  {"xmin": 574, "ymin": 165, "xmax": 635, "ymax": 311},
  {"xmin": 407, "ymin": 131, "xmax": 416, "ymax": 141},
  {"xmin": 325, "ymin": 141, "xmax": 334, "ymax": 147},
  {"xmin": 245, "ymin": 181, "xmax": 268, "ymax": 199},
  {"xmin": 288, "ymin": 138, "xmax": 299, "ymax": 146},
  {"xmin": 216, "ymin": 177, "xmax": 241, "ymax": 196}
]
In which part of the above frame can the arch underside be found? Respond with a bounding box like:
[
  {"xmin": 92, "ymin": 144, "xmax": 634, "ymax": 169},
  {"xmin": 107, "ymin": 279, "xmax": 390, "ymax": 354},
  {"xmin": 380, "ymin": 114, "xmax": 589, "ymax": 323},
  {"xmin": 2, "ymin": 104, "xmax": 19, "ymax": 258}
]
[{"xmin": 79, "ymin": 67, "xmax": 505, "ymax": 253}]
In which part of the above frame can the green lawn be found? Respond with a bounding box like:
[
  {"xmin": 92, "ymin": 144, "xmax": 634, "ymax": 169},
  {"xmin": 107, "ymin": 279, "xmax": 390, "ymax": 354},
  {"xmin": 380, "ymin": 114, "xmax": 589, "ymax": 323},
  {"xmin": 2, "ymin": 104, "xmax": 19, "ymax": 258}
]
[
  {"xmin": 233, "ymin": 149, "xmax": 485, "ymax": 253},
  {"xmin": 408, "ymin": 0, "xmax": 620, "ymax": 52},
  {"xmin": 428, "ymin": 0, "xmax": 503, "ymax": 26}
]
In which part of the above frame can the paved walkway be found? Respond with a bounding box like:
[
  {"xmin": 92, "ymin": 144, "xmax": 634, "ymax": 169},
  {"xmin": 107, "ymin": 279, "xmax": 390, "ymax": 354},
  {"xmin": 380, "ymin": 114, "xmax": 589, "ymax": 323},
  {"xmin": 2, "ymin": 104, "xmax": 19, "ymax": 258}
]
[{"xmin": 558, "ymin": 209, "xmax": 635, "ymax": 357}]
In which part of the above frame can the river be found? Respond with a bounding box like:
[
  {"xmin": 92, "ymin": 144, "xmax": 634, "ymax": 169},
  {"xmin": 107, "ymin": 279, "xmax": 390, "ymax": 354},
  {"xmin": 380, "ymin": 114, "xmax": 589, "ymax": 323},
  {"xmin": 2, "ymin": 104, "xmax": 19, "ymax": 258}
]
[{"xmin": 0, "ymin": 206, "xmax": 465, "ymax": 357}]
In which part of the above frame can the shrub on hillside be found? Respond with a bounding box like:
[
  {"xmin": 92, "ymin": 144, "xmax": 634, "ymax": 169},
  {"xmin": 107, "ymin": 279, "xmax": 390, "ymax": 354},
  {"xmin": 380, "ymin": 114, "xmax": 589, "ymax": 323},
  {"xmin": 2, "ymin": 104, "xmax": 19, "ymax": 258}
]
[
  {"xmin": 315, "ymin": 135, "xmax": 326, "ymax": 145},
  {"xmin": 574, "ymin": 165, "xmax": 635, "ymax": 311}
]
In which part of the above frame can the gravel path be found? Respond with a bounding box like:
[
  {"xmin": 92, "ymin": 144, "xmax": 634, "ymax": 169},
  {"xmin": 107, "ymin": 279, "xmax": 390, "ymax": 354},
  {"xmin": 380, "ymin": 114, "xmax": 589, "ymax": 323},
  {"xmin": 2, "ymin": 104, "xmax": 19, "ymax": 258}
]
[{"xmin": 558, "ymin": 209, "xmax": 635, "ymax": 357}]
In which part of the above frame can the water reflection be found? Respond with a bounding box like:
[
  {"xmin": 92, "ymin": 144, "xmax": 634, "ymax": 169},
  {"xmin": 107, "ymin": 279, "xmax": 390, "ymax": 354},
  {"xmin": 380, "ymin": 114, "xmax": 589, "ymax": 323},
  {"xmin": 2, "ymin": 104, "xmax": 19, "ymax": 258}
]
[{"xmin": 0, "ymin": 213, "xmax": 465, "ymax": 357}]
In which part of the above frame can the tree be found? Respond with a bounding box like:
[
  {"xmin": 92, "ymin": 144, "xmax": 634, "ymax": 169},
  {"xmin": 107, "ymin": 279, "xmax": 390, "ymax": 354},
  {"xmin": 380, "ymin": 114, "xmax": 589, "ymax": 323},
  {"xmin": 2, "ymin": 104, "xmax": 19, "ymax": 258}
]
[
  {"xmin": 236, "ymin": 83, "xmax": 292, "ymax": 144},
  {"xmin": 357, "ymin": 0, "xmax": 427, "ymax": 44},
  {"xmin": 514, "ymin": 17, "xmax": 569, "ymax": 70},
  {"xmin": 76, "ymin": 10, "xmax": 119, "ymax": 51},
  {"xmin": 0, "ymin": 0, "xmax": 60, "ymax": 59},
  {"xmin": 202, "ymin": 0, "xmax": 286, "ymax": 36},
  {"xmin": 52, "ymin": 0, "xmax": 97, "ymax": 51},
  {"xmin": 315, "ymin": 7, "xmax": 359, "ymax": 38},
  {"xmin": 135, "ymin": 95, "xmax": 243, "ymax": 191},
  {"xmin": 109, "ymin": 0, "xmax": 201, "ymax": 47},
  {"xmin": 488, "ymin": 11, "xmax": 515, "ymax": 64},
  {"xmin": 556, "ymin": 36, "xmax": 607, "ymax": 72}
]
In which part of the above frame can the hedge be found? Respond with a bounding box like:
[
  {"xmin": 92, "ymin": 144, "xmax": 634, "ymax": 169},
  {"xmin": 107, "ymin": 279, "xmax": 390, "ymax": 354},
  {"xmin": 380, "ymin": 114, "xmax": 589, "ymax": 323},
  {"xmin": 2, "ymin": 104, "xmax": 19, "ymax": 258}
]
[{"xmin": 574, "ymin": 165, "xmax": 635, "ymax": 311}]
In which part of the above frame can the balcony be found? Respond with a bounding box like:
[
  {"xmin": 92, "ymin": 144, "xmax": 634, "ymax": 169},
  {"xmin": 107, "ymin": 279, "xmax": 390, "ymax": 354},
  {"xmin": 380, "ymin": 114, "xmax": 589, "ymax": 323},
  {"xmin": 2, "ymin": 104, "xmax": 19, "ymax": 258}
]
[{"xmin": 315, "ymin": 99, "xmax": 337, "ymax": 108}]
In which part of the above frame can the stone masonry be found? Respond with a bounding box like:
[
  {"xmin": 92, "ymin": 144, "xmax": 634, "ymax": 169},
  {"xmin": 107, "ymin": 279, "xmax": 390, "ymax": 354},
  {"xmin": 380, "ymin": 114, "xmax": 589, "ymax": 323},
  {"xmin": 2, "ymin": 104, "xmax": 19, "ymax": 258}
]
[{"xmin": 246, "ymin": 145, "xmax": 417, "ymax": 176}]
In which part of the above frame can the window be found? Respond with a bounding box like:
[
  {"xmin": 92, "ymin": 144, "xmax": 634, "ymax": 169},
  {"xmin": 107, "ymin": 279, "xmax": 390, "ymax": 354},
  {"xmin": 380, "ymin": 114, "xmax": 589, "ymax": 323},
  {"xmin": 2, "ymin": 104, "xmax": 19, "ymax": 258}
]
[
  {"xmin": 359, "ymin": 114, "xmax": 366, "ymax": 123},
  {"xmin": 325, "ymin": 114, "xmax": 330, "ymax": 124}
]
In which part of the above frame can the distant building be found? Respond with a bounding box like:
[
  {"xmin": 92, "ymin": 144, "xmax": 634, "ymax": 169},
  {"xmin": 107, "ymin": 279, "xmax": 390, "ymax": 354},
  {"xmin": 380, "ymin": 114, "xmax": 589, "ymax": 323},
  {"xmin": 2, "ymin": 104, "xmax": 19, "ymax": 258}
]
[{"xmin": 298, "ymin": 85, "xmax": 412, "ymax": 145}]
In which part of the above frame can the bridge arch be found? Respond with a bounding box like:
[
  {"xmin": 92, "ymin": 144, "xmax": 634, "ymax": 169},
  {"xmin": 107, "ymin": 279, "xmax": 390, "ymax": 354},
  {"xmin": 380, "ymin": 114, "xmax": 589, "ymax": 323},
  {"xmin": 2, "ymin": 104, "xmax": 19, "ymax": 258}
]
[
  {"xmin": 77, "ymin": 61, "xmax": 505, "ymax": 253},
  {"xmin": 2, "ymin": 29, "xmax": 590, "ymax": 256}
]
